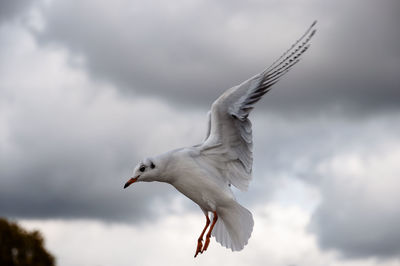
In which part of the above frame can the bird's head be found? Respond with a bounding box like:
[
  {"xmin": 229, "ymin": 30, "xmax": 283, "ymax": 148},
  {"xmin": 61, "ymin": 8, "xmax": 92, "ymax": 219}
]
[{"xmin": 123, "ymin": 157, "xmax": 160, "ymax": 189}]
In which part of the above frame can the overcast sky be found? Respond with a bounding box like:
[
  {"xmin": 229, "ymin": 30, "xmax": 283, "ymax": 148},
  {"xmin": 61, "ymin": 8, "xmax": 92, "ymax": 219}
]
[{"xmin": 1, "ymin": 0, "xmax": 400, "ymax": 265}]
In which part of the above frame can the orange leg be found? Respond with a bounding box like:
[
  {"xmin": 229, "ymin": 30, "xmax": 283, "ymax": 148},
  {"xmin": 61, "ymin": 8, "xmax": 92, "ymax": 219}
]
[
  {"xmin": 201, "ymin": 211, "xmax": 218, "ymax": 253},
  {"xmin": 194, "ymin": 214, "xmax": 210, "ymax": 258}
]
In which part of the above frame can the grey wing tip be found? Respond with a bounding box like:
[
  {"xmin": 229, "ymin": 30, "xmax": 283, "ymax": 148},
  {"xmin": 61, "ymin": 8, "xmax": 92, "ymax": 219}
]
[
  {"xmin": 311, "ymin": 20, "xmax": 317, "ymax": 27},
  {"xmin": 310, "ymin": 20, "xmax": 317, "ymax": 36}
]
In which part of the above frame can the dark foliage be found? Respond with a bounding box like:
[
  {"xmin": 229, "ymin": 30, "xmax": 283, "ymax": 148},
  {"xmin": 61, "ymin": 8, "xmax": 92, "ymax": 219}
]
[{"xmin": 0, "ymin": 217, "xmax": 55, "ymax": 266}]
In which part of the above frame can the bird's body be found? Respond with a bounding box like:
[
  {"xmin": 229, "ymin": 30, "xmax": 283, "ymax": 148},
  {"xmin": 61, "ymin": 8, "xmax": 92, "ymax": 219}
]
[
  {"xmin": 124, "ymin": 21, "xmax": 317, "ymax": 256},
  {"xmin": 155, "ymin": 147, "xmax": 235, "ymax": 211}
]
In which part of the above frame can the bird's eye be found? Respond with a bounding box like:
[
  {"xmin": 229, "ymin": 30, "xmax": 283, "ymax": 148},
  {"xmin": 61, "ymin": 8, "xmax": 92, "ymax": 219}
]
[
  {"xmin": 150, "ymin": 162, "xmax": 155, "ymax": 169},
  {"xmin": 139, "ymin": 166, "xmax": 145, "ymax": 172}
]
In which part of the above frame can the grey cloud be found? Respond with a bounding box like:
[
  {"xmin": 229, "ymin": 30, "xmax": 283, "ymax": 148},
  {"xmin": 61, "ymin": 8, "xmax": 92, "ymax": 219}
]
[
  {"xmin": 310, "ymin": 187, "xmax": 400, "ymax": 259},
  {"xmin": 0, "ymin": 23, "xmax": 199, "ymax": 222},
  {"xmin": 31, "ymin": 0, "xmax": 400, "ymax": 115},
  {"xmin": 303, "ymin": 114, "xmax": 400, "ymax": 259},
  {"xmin": 0, "ymin": 0, "xmax": 37, "ymax": 24},
  {"xmin": 243, "ymin": 112, "xmax": 400, "ymax": 259}
]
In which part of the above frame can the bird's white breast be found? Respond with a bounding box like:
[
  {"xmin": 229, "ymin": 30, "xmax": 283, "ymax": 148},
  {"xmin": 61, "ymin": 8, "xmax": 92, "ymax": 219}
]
[{"xmin": 165, "ymin": 147, "xmax": 235, "ymax": 212}]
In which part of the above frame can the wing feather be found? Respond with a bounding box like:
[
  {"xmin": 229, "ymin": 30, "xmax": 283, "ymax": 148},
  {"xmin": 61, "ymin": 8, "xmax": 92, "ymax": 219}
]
[{"xmin": 200, "ymin": 21, "xmax": 317, "ymax": 191}]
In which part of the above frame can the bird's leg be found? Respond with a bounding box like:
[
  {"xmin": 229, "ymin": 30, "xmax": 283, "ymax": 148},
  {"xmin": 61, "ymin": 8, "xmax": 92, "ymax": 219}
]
[
  {"xmin": 202, "ymin": 211, "xmax": 218, "ymax": 253},
  {"xmin": 195, "ymin": 214, "xmax": 210, "ymax": 258}
]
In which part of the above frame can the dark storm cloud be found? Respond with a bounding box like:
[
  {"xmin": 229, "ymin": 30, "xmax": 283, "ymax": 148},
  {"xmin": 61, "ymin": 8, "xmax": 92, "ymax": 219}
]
[
  {"xmin": 0, "ymin": 103, "xmax": 176, "ymax": 223},
  {"xmin": 0, "ymin": 140, "xmax": 172, "ymax": 223},
  {"xmin": 32, "ymin": 0, "xmax": 400, "ymax": 114}
]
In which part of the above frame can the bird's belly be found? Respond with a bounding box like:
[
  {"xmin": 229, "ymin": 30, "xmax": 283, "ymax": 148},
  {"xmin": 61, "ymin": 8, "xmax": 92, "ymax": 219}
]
[{"xmin": 171, "ymin": 176, "xmax": 234, "ymax": 212}]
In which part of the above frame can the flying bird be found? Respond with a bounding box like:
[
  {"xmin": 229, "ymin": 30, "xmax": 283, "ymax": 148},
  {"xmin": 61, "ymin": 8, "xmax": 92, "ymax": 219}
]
[{"xmin": 124, "ymin": 21, "xmax": 317, "ymax": 257}]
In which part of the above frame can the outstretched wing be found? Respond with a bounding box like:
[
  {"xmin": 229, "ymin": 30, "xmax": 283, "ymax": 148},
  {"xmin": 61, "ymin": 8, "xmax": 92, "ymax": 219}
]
[{"xmin": 200, "ymin": 21, "xmax": 317, "ymax": 191}]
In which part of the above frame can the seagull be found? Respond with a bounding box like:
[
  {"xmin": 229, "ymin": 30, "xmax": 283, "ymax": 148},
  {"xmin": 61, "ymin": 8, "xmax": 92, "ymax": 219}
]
[{"xmin": 124, "ymin": 21, "xmax": 317, "ymax": 257}]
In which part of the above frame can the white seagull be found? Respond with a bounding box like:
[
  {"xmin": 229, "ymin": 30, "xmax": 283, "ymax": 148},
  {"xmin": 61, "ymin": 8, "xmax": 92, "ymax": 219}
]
[{"xmin": 124, "ymin": 21, "xmax": 317, "ymax": 257}]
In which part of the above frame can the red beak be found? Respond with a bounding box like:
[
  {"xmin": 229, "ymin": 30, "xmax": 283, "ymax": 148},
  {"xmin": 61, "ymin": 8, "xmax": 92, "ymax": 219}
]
[{"xmin": 123, "ymin": 176, "xmax": 139, "ymax": 189}]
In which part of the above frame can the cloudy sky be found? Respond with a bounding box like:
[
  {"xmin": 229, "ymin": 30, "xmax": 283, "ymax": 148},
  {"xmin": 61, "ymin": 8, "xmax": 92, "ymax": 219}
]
[{"xmin": 1, "ymin": 0, "xmax": 399, "ymax": 265}]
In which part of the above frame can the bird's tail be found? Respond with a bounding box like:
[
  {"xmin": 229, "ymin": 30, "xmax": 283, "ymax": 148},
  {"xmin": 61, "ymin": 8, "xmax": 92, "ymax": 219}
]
[{"xmin": 212, "ymin": 201, "xmax": 254, "ymax": 251}]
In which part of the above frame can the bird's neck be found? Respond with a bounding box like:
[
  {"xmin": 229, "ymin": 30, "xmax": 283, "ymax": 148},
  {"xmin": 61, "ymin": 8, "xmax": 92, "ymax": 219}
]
[{"xmin": 150, "ymin": 150, "xmax": 177, "ymax": 184}]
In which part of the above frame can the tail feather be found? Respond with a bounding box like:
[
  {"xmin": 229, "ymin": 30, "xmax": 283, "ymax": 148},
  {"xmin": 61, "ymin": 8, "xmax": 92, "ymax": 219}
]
[{"xmin": 212, "ymin": 201, "xmax": 254, "ymax": 251}]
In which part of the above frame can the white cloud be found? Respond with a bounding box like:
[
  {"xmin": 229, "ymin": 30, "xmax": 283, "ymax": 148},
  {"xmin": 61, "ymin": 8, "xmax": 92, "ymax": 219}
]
[
  {"xmin": 310, "ymin": 138, "xmax": 400, "ymax": 258},
  {"xmin": 20, "ymin": 201, "xmax": 400, "ymax": 266}
]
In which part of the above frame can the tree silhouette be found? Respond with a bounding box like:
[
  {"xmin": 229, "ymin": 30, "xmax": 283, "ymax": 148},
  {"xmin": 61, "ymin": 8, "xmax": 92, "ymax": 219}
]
[{"xmin": 0, "ymin": 217, "xmax": 55, "ymax": 266}]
